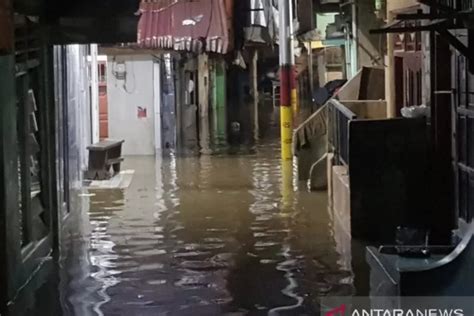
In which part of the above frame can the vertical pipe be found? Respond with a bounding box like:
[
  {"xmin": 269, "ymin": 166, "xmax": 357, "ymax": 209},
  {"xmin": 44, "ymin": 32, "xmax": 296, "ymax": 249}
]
[
  {"xmin": 279, "ymin": 0, "xmax": 293, "ymax": 161},
  {"xmin": 90, "ymin": 44, "xmax": 100, "ymax": 143}
]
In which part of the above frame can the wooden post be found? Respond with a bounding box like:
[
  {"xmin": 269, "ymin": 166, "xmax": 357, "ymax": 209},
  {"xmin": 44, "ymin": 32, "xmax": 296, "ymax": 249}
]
[
  {"xmin": 317, "ymin": 49, "xmax": 327, "ymax": 87},
  {"xmin": 215, "ymin": 59, "xmax": 227, "ymax": 142},
  {"xmin": 430, "ymin": 32, "xmax": 455, "ymax": 242},
  {"xmin": 198, "ymin": 53, "xmax": 211, "ymax": 154},
  {"xmin": 0, "ymin": 0, "xmax": 13, "ymax": 54},
  {"xmin": 250, "ymin": 49, "xmax": 259, "ymax": 141}
]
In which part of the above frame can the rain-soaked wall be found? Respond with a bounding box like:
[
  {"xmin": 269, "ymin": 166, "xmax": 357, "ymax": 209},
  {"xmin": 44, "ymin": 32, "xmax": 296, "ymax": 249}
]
[{"xmin": 107, "ymin": 54, "xmax": 156, "ymax": 156}]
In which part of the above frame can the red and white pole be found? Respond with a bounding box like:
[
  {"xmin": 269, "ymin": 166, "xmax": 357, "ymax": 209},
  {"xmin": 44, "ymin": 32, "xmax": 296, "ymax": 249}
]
[{"xmin": 279, "ymin": 0, "xmax": 295, "ymax": 161}]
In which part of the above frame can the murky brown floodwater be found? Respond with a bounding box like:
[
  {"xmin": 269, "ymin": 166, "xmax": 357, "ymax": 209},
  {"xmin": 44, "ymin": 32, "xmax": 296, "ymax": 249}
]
[{"xmin": 25, "ymin": 140, "xmax": 363, "ymax": 316}]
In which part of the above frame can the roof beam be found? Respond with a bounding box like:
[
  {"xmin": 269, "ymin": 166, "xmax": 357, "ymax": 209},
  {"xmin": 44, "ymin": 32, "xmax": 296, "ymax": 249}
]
[
  {"xmin": 418, "ymin": 0, "xmax": 456, "ymax": 13},
  {"xmin": 46, "ymin": 16, "xmax": 139, "ymax": 45},
  {"xmin": 397, "ymin": 10, "xmax": 474, "ymax": 20},
  {"xmin": 437, "ymin": 29, "xmax": 469, "ymax": 57},
  {"xmin": 370, "ymin": 20, "xmax": 453, "ymax": 34},
  {"xmin": 436, "ymin": 28, "xmax": 474, "ymax": 73}
]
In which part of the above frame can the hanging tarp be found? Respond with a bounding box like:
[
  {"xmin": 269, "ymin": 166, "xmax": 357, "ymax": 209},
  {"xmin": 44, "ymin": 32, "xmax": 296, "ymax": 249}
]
[{"xmin": 138, "ymin": 0, "xmax": 234, "ymax": 54}]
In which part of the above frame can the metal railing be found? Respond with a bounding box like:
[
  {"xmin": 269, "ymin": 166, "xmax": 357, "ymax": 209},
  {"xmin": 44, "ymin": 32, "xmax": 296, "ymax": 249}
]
[{"xmin": 328, "ymin": 99, "xmax": 357, "ymax": 166}]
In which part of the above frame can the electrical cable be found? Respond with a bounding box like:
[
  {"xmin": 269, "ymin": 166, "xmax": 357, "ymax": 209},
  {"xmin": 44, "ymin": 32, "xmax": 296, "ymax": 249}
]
[{"xmin": 122, "ymin": 57, "xmax": 137, "ymax": 94}]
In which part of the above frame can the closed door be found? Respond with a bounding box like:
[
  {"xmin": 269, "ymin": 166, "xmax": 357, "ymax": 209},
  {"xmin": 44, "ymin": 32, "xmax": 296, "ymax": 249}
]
[{"xmin": 98, "ymin": 62, "xmax": 108, "ymax": 139}]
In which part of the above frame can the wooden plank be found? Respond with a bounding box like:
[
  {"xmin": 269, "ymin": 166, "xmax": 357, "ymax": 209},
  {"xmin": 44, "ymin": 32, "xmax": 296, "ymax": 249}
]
[
  {"xmin": 107, "ymin": 157, "xmax": 124, "ymax": 165},
  {"xmin": 87, "ymin": 139, "xmax": 124, "ymax": 151}
]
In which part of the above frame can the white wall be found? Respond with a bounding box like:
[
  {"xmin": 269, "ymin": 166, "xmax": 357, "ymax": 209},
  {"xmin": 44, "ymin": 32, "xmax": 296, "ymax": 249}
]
[
  {"xmin": 65, "ymin": 45, "xmax": 92, "ymax": 179},
  {"xmin": 107, "ymin": 55, "xmax": 156, "ymax": 156}
]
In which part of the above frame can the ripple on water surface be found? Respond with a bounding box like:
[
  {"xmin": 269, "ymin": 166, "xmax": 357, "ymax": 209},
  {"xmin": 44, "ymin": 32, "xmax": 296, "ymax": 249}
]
[{"xmin": 57, "ymin": 146, "xmax": 356, "ymax": 316}]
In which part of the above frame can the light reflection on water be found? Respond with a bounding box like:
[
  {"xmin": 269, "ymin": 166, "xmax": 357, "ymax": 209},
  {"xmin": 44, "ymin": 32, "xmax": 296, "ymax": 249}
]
[{"xmin": 21, "ymin": 141, "xmax": 358, "ymax": 316}]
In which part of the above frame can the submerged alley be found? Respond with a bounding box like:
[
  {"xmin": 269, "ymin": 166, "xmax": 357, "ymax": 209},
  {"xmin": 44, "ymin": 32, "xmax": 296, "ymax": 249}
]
[
  {"xmin": 2, "ymin": 0, "xmax": 474, "ymax": 315},
  {"xmin": 34, "ymin": 144, "xmax": 358, "ymax": 315}
]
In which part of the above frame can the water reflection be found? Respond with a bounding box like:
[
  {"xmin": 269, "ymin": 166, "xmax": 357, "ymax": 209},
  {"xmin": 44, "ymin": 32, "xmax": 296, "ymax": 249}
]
[{"xmin": 17, "ymin": 142, "xmax": 357, "ymax": 315}]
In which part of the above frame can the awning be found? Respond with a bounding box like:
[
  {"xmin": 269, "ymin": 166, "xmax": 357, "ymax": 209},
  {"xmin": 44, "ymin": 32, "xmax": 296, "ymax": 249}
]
[{"xmin": 138, "ymin": 0, "xmax": 233, "ymax": 54}]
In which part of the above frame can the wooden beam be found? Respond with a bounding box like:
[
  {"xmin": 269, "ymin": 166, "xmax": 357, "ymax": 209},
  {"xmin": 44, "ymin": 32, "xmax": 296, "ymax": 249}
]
[
  {"xmin": 437, "ymin": 29, "xmax": 470, "ymax": 60},
  {"xmin": 99, "ymin": 46, "xmax": 171, "ymax": 56},
  {"xmin": 15, "ymin": 0, "xmax": 137, "ymax": 17},
  {"xmin": 370, "ymin": 19, "xmax": 452, "ymax": 34},
  {"xmin": 0, "ymin": 0, "xmax": 13, "ymax": 54},
  {"xmin": 418, "ymin": 0, "xmax": 456, "ymax": 13},
  {"xmin": 397, "ymin": 10, "xmax": 474, "ymax": 20},
  {"xmin": 53, "ymin": 0, "xmax": 138, "ymax": 17},
  {"xmin": 46, "ymin": 17, "xmax": 139, "ymax": 45},
  {"xmin": 14, "ymin": 0, "xmax": 44, "ymax": 16}
]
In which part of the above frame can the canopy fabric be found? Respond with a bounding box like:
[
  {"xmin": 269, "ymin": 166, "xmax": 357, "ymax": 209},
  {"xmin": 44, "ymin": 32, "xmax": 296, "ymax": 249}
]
[{"xmin": 138, "ymin": 0, "xmax": 233, "ymax": 54}]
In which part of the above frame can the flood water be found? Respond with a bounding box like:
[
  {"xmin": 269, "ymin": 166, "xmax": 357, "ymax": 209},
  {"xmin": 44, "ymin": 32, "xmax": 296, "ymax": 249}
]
[{"xmin": 18, "ymin": 140, "xmax": 367, "ymax": 316}]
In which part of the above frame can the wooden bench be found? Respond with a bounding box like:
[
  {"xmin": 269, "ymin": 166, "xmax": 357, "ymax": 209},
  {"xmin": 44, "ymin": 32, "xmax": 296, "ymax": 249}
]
[{"xmin": 86, "ymin": 139, "xmax": 125, "ymax": 180}]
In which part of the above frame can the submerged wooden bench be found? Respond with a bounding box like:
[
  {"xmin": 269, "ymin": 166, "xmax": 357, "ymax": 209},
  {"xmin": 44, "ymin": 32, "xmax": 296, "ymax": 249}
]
[{"xmin": 86, "ymin": 139, "xmax": 125, "ymax": 180}]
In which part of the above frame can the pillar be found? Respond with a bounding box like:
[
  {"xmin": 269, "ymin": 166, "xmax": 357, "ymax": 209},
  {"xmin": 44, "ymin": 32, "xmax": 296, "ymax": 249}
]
[
  {"xmin": 198, "ymin": 54, "xmax": 211, "ymax": 154},
  {"xmin": 279, "ymin": 0, "xmax": 294, "ymax": 161},
  {"xmin": 211, "ymin": 58, "xmax": 227, "ymax": 145}
]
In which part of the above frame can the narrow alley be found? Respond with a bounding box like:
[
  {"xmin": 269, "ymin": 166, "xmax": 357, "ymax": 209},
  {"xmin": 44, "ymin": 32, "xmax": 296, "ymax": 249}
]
[{"xmin": 3, "ymin": 0, "xmax": 474, "ymax": 315}]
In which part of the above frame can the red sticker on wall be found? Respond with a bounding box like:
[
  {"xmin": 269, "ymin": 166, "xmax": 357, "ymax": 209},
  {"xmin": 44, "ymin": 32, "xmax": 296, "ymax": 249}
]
[{"xmin": 137, "ymin": 106, "xmax": 147, "ymax": 118}]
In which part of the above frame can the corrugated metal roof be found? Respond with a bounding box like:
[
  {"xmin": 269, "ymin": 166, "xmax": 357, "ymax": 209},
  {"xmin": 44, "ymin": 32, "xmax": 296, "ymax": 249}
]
[{"xmin": 138, "ymin": 0, "xmax": 233, "ymax": 54}]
